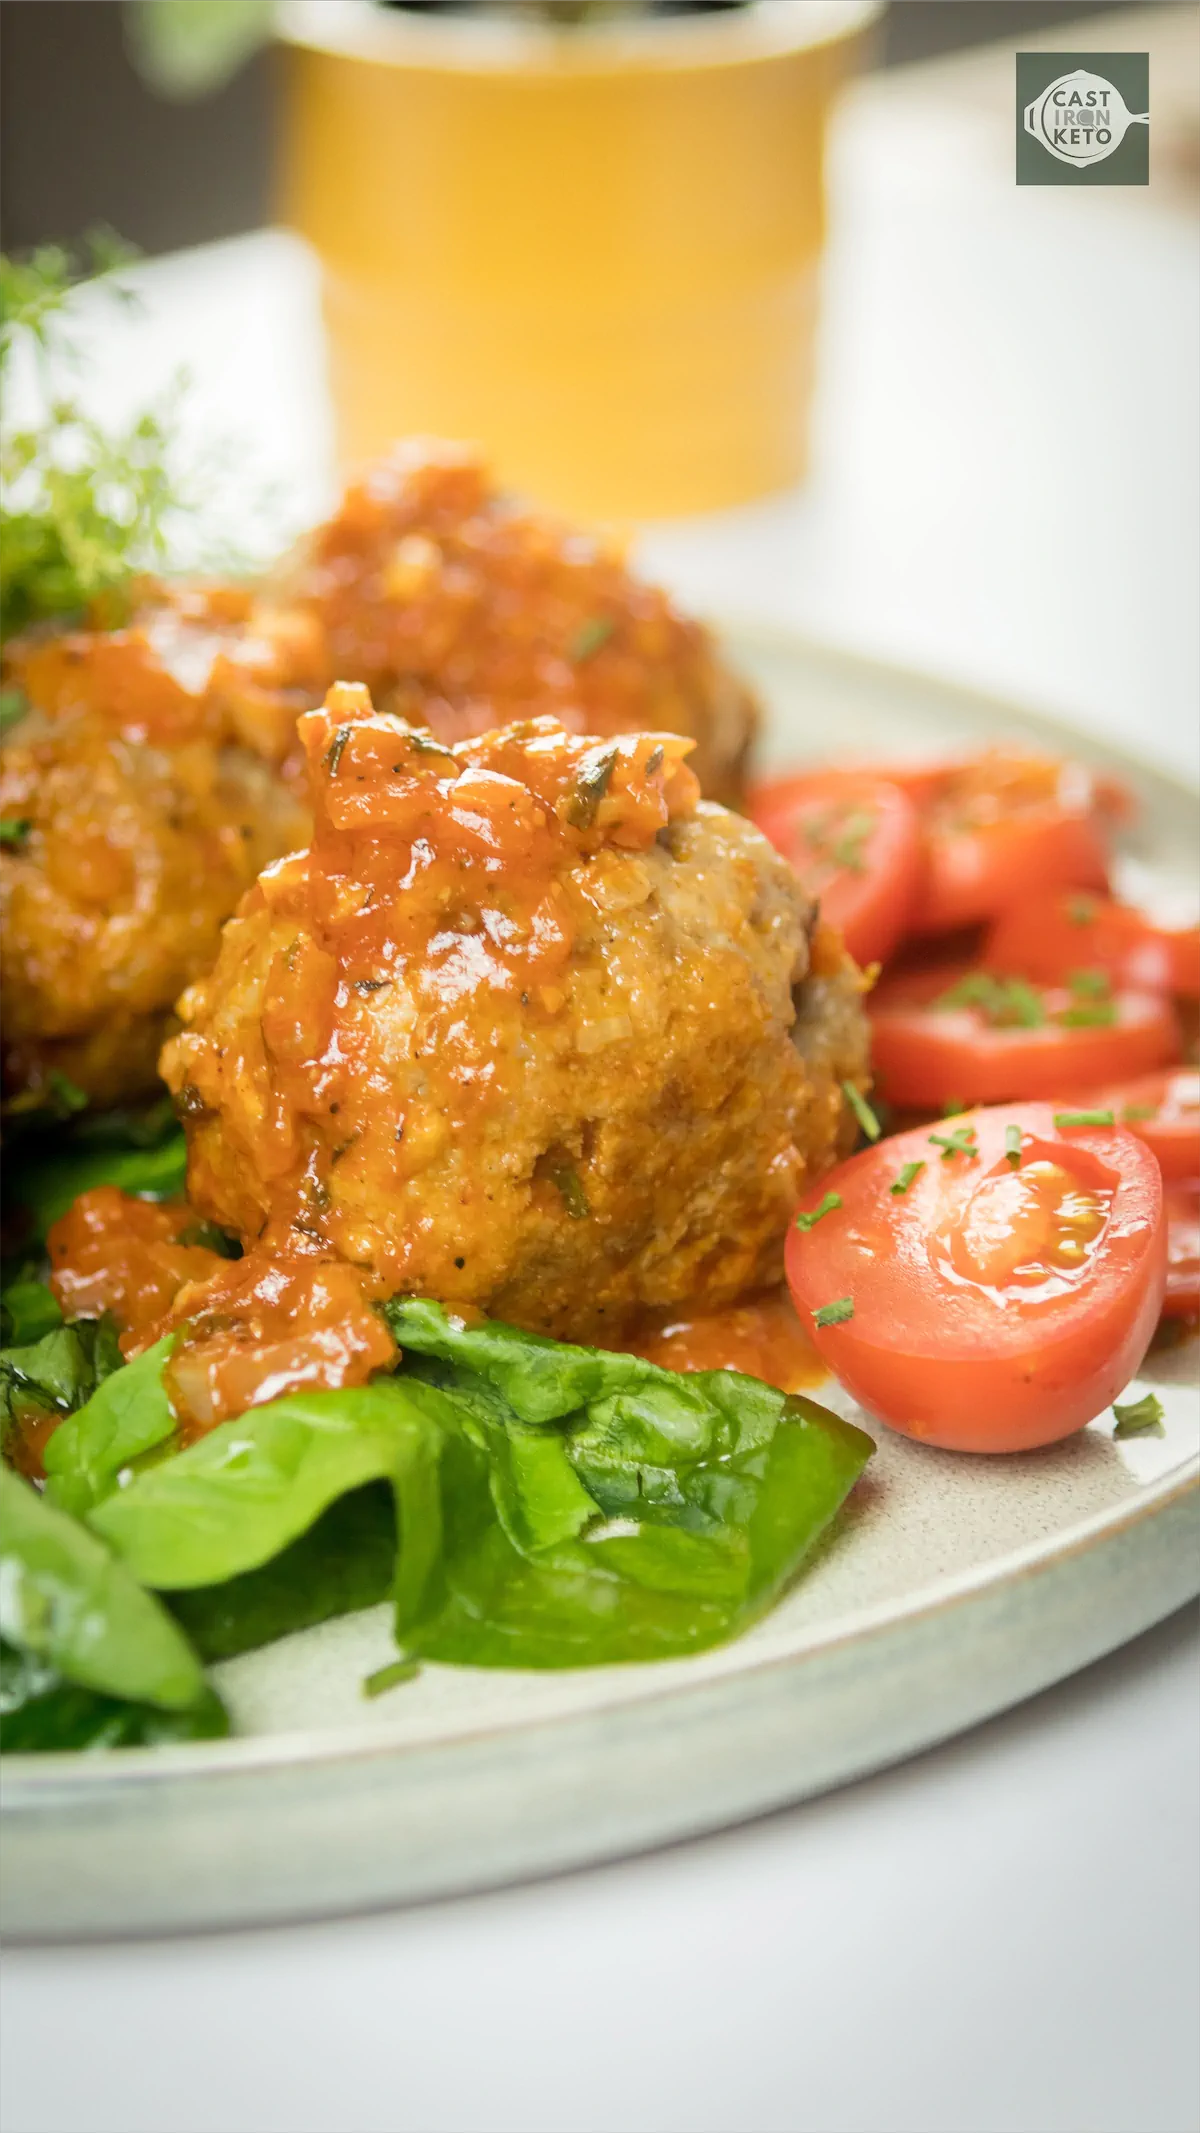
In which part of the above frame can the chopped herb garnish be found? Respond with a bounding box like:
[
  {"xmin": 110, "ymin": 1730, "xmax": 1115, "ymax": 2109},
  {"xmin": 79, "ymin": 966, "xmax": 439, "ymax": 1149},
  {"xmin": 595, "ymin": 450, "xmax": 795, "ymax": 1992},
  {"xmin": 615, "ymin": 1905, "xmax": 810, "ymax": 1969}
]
[
  {"xmin": 407, "ymin": 731, "xmax": 455, "ymax": 758},
  {"xmin": 0, "ymin": 687, "xmax": 29, "ymax": 733},
  {"xmin": 1053, "ymin": 1109, "xmax": 1115, "ymax": 1129},
  {"xmin": 547, "ymin": 1158, "xmax": 590, "ymax": 1221},
  {"xmin": 814, "ymin": 1297, "xmax": 855, "ymax": 1327},
  {"xmin": 362, "ymin": 1656, "xmax": 422, "ymax": 1698},
  {"xmin": 1004, "ymin": 1124, "xmax": 1023, "ymax": 1168},
  {"xmin": 1067, "ymin": 967, "xmax": 1112, "ymax": 998},
  {"xmin": 842, "ymin": 1082, "xmax": 881, "ymax": 1142},
  {"xmin": 645, "ymin": 744, "xmax": 664, "ymax": 776},
  {"xmin": 0, "ymin": 817, "xmax": 31, "ymax": 850},
  {"xmin": 889, "ymin": 1160, "xmax": 925, "ymax": 1196},
  {"xmin": 942, "ymin": 1096, "xmax": 969, "ymax": 1117},
  {"xmin": 569, "ymin": 615, "xmax": 615, "ymax": 663},
  {"xmin": 324, "ymin": 725, "xmax": 351, "ymax": 777},
  {"xmin": 1111, "ymin": 1392, "xmax": 1165, "ymax": 1439},
  {"xmin": 928, "ymin": 1125, "xmax": 978, "ymax": 1161},
  {"xmin": 795, "ymin": 1191, "xmax": 842, "ymax": 1232},
  {"xmin": 1056, "ymin": 1000, "xmax": 1118, "ymax": 1028},
  {"xmin": 936, "ymin": 972, "xmax": 1046, "ymax": 1029},
  {"xmin": 566, "ymin": 741, "xmax": 618, "ymax": 829},
  {"xmin": 829, "ymin": 810, "xmax": 876, "ymax": 873},
  {"xmin": 1121, "ymin": 1103, "xmax": 1157, "ymax": 1122},
  {"xmin": 1066, "ymin": 895, "xmax": 1099, "ymax": 925}
]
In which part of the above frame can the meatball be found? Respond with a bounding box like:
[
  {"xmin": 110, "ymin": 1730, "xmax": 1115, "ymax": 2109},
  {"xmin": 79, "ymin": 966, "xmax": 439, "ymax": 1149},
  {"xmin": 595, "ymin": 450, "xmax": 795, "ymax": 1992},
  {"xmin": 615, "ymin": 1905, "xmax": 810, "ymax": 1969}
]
[
  {"xmin": 163, "ymin": 686, "xmax": 867, "ymax": 1344},
  {"xmin": 0, "ymin": 587, "xmax": 323, "ymax": 1104},
  {"xmin": 281, "ymin": 441, "xmax": 758, "ymax": 805}
]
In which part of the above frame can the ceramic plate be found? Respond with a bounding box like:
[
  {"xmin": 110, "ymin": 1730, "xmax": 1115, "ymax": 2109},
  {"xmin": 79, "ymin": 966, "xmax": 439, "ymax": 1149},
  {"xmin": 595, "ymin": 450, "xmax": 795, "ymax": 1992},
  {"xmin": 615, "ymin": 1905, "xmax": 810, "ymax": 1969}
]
[{"xmin": 4, "ymin": 628, "xmax": 1197, "ymax": 1940}]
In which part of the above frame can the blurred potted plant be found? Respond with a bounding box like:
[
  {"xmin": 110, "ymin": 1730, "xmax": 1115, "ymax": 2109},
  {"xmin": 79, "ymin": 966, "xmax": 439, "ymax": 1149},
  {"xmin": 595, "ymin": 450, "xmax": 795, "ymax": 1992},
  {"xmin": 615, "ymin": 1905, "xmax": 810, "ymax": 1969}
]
[{"xmin": 126, "ymin": 0, "xmax": 878, "ymax": 519}]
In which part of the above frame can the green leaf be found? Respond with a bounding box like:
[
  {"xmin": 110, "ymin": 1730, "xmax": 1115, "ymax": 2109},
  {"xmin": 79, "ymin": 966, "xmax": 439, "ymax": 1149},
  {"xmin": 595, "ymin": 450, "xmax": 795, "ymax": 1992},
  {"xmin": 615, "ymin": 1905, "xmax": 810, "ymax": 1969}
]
[
  {"xmin": 0, "ymin": 1465, "xmax": 207, "ymax": 1710},
  {"xmin": 0, "ymin": 817, "xmax": 31, "ymax": 850},
  {"xmin": 0, "ymin": 1638, "xmax": 228, "ymax": 1754},
  {"xmin": 168, "ymin": 1485, "xmax": 397, "ymax": 1664},
  {"xmin": 43, "ymin": 1334, "xmax": 178, "ymax": 1518},
  {"xmin": 0, "ymin": 1279, "xmax": 62, "ymax": 1345},
  {"xmin": 0, "ymin": 686, "xmax": 29, "ymax": 733},
  {"xmin": 0, "ymin": 1316, "xmax": 124, "ymax": 1461},
  {"xmin": 86, "ymin": 1377, "xmax": 455, "ymax": 1597},
  {"xmin": 3, "ymin": 1129, "xmax": 187, "ymax": 1237}
]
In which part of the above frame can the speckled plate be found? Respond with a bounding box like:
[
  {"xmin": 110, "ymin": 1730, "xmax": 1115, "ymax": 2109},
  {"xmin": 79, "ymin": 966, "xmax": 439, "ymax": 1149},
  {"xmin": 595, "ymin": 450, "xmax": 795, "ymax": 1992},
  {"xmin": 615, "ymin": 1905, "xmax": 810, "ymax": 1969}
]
[{"xmin": 3, "ymin": 629, "xmax": 1197, "ymax": 1941}]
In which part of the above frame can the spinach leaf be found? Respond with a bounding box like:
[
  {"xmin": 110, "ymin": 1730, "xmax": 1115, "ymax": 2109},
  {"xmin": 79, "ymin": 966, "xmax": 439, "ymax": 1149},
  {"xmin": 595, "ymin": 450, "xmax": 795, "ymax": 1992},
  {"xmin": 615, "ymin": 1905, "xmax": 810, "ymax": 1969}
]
[
  {"xmin": 77, "ymin": 1303, "xmax": 872, "ymax": 1678},
  {"xmin": 0, "ymin": 1465, "xmax": 207, "ymax": 1710},
  {"xmin": 43, "ymin": 1334, "xmax": 177, "ymax": 1518},
  {"xmin": 87, "ymin": 1377, "xmax": 456, "ymax": 1603},
  {"xmin": 2, "ymin": 1130, "xmax": 187, "ymax": 1238},
  {"xmin": 402, "ymin": 1379, "xmax": 870, "ymax": 1669},
  {"xmin": 0, "ymin": 1316, "xmax": 124, "ymax": 1465},
  {"xmin": 1, "ymin": 1639, "xmax": 228, "ymax": 1753},
  {"xmin": 0, "ymin": 1279, "xmax": 62, "ymax": 1345},
  {"xmin": 168, "ymin": 1485, "xmax": 397, "ymax": 1664}
]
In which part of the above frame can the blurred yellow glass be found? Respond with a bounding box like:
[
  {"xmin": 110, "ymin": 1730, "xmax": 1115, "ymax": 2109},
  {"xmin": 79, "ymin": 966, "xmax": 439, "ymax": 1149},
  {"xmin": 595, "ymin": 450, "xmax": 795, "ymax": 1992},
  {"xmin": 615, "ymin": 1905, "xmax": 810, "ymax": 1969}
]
[{"xmin": 278, "ymin": 1, "xmax": 878, "ymax": 519}]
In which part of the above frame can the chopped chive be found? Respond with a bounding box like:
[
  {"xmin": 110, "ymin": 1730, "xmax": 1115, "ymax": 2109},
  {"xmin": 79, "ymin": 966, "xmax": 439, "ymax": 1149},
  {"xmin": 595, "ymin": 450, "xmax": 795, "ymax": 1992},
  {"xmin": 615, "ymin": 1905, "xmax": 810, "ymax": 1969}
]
[
  {"xmin": 1056, "ymin": 1000, "xmax": 1118, "ymax": 1029},
  {"xmin": 1066, "ymin": 895, "xmax": 1099, "ymax": 925},
  {"xmin": 890, "ymin": 1160, "xmax": 925, "ymax": 1196},
  {"xmin": 814, "ymin": 1296, "xmax": 854, "ymax": 1327},
  {"xmin": 1121, "ymin": 1103, "xmax": 1157, "ymax": 1122},
  {"xmin": 362, "ymin": 1656, "xmax": 422, "ymax": 1698},
  {"xmin": 842, "ymin": 1082, "xmax": 881, "ymax": 1142},
  {"xmin": 1067, "ymin": 967, "xmax": 1111, "ymax": 997},
  {"xmin": 795, "ymin": 1191, "xmax": 843, "ymax": 1232},
  {"xmin": 937, "ymin": 973, "xmax": 1046, "ymax": 1029},
  {"xmin": 829, "ymin": 810, "xmax": 876, "ymax": 873},
  {"xmin": 0, "ymin": 817, "xmax": 32, "ymax": 850},
  {"xmin": 569, "ymin": 615, "xmax": 615, "ymax": 662},
  {"xmin": 941, "ymin": 1096, "xmax": 969, "ymax": 1117},
  {"xmin": 1111, "ymin": 1392, "xmax": 1165, "ymax": 1439},
  {"xmin": 928, "ymin": 1125, "xmax": 978, "ymax": 1160},
  {"xmin": 645, "ymin": 744, "xmax": 664, "ymax": 776},
  {"xmin": 1054, "ymin": 1109, "xmax": 1115, "ymax": 1129},
  {"xmin": 1004, "ymin": 1124, "xmax": 1023, "ymax": 1168},
  {"xmin": 548, "ymin": 1158, "xmax": 590, "ymax": 1221}
]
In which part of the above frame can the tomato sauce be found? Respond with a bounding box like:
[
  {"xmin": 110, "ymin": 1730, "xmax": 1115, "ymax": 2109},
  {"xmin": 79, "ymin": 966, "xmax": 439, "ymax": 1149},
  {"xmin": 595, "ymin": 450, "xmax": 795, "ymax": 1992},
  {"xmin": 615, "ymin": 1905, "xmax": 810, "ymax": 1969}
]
[{"xmin": 627, "ymin": 1287, "xmax": 827, "ymax": 1394}]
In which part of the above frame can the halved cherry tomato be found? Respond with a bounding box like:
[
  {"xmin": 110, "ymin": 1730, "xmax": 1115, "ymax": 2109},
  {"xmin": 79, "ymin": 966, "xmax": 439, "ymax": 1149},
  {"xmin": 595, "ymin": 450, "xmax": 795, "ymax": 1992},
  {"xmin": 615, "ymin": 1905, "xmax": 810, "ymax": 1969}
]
[
  {"xmin": 986, "ymin": 890, "xmax": 1200, "ymax": 999},
  {"xmin": 747, "ymin": 772, "xmax": 921, "ymax": 966},
  {"xmin": 869, "ymin": 961, "xmax": 1180, "ymax": 1108},
  {"xmin": 785, "ymin": 1104, "xmax": 1166, "ymax": 1453},
  {"xmin": 857, "ymin": 750, "xmax": 1111, "ymax": 935},
  {"xmin": 1163, "ymin": 1182, "xmax": 1199, "ymax": 1319},
  {"xmin": 1051, "ymin": 1068, "xmax": 1200, "ymax": 1183}
]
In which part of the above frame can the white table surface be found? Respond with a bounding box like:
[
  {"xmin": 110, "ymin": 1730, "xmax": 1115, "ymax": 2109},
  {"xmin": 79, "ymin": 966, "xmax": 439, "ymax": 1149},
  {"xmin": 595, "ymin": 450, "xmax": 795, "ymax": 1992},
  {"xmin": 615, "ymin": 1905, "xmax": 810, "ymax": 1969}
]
[{"xmin": 2, "ymin": 17, "xmax": 1198, "ymax": 2133}]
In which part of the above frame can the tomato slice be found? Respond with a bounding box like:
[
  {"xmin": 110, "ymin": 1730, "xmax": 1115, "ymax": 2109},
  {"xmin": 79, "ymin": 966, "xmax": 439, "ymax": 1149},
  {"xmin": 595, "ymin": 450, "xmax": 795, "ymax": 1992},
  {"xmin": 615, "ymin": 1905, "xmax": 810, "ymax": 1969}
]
[
  {"xmin": 1163, "ymin": 1181, "xmax": 1200, "ymax": 1320},
  {"xmin": 747, "ymin": 772, "xmax": 921, "ymax": 966},
  {"xmin": 785, "ymin": 1104, "xmax": 1166, "ymax": 1453},
  {"xmin": 859, "ymin": 750, "xmax": 1112, "ymax": 935},
  {"xmin": 869, "ymin": 961, "xmax": 1180, "ymax": 1109},
  {"xmin": 986, "ymin": 891, "xmax": 1200, "ymax": 999},
  {"xmin": 1051, "ymin": 1068, "xmax": 1200, "ymax": 1183}
]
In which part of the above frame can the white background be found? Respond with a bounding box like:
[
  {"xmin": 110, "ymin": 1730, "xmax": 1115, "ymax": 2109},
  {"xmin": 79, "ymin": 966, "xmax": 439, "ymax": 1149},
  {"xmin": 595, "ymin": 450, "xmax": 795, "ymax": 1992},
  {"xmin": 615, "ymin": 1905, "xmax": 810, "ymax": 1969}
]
[{"xmin": 2, "ymin": 14, "xmax": 1198, "ymax": 2132}]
